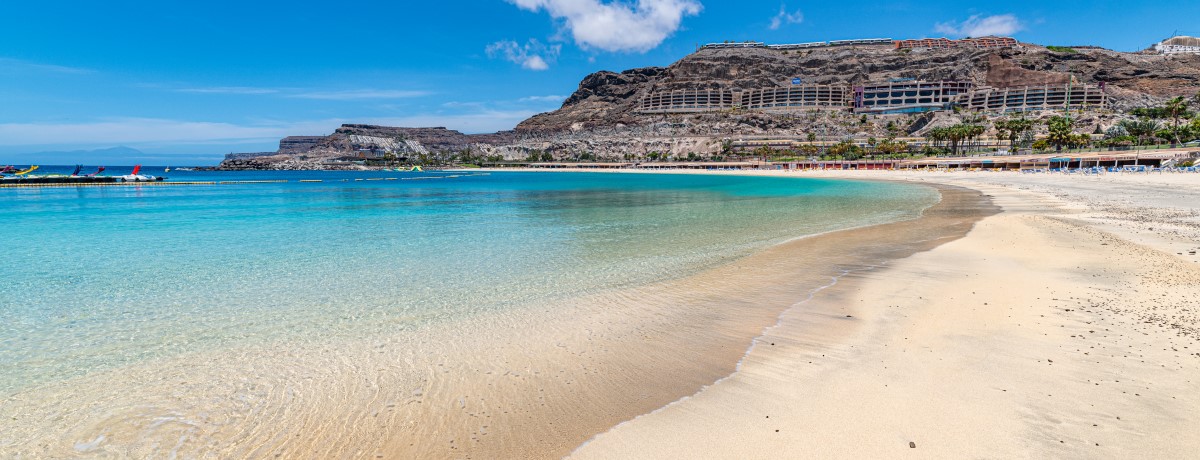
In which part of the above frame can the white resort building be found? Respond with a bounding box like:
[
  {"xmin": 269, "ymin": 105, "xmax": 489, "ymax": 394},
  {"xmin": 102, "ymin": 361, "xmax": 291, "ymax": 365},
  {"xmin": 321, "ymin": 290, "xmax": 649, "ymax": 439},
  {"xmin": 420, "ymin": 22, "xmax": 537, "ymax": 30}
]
[{"xmin": 1153, "ymin": 36, "xmax": 1200, "ymax": 55}]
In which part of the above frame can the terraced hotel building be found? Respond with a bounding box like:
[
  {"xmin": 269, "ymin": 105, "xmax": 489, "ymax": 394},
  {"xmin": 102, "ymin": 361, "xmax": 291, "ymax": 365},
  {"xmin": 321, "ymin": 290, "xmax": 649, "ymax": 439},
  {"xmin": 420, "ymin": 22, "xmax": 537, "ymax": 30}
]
[
  {"xmin": 960, "ymin": 84, "xmax": 1108, "ymax": 112},
  {"xmin": 639, "ymin": 36, "xmax": 1106, "ymax": 116},
  {"xmin": 892, "ymin": 36, "xmax": 1018, "ymax": 50},
  {"xmin": 637, "ymin": 82, "xmax": 1106, "ymax": 115},
  {"xmin": 853, "ymin": 81, "xmax": 973, "ymax": 114}
]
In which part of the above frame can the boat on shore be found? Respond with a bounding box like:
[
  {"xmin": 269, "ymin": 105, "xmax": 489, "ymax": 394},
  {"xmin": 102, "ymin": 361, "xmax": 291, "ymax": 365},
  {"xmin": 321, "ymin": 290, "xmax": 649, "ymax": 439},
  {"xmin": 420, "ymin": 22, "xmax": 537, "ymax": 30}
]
[{"xmin": 118, "ymin": 165, "xmax": 166, "ymax": 182}]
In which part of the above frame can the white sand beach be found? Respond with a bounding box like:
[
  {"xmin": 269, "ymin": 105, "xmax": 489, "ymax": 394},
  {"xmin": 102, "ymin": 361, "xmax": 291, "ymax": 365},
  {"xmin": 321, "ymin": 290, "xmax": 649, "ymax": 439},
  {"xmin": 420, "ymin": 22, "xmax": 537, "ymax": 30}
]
[
  {"xmin": 568, "ymin": 169, "xmax": 1200, "ymax": 459},
  {"xmin": 6, "ymin": 168, "xmax": 1198, "ymax": 459}
]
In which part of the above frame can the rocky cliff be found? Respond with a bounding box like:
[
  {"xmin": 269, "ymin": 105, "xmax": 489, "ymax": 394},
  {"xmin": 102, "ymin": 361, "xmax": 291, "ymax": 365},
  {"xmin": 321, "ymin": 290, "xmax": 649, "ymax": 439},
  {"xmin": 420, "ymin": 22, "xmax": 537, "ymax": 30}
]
[
  {"xmin": 516, "ymin": 44, "xmax": 1199, "ymax": 133},
  {"xmin": 220, "ymin": 42, "xmax": 1200, "ymax": 169},
  {"xmin": 219, "ymin": 126, "xmax": 519, "ymax": 170}
]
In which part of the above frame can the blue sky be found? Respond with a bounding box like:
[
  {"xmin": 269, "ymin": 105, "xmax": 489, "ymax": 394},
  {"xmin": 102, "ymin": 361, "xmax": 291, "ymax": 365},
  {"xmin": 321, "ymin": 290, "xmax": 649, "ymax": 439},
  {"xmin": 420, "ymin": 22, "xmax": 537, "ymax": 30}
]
[{"xmin": 1, "ymin": 0, "xmax": 1195, "ymax": 164}]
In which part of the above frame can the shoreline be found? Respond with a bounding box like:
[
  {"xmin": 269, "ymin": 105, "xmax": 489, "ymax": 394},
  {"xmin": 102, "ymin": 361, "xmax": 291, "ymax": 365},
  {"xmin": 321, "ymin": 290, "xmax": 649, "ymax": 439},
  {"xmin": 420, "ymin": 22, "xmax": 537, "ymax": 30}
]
[
  {"xmin": 8, "ymin": 168, "xmax": 1196, "ymax": 458},
  {"xmin": 559, "ymin": 169, "xmax": 1200, "ymax": 458},
  {"xmin": 0, "ymin": 176, "xmax": 989, "ymax": 459}
]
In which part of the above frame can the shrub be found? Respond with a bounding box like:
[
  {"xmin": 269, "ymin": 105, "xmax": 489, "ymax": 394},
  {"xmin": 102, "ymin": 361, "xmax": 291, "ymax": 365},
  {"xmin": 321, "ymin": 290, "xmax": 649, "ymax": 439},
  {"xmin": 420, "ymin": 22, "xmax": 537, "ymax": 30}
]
[{"xmin": 1046, "ymin": 46, "xmax": 1078, "ymax": 54}]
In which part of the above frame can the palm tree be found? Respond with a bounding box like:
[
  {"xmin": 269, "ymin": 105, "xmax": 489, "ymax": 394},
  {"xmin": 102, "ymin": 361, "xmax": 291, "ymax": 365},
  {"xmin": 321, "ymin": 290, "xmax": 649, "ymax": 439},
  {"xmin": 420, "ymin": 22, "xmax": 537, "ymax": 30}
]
[
  {"xmin": 1165, "ymin": 96, "xmax": 1190, "ymax": 145},
  {"xmin": 1046, "ymin": 116, "xmax": 1074, "ymax": 151},
  {"xmin": 1118, "ymin": 119, "xmax": 1161, "ymax": 146},
  {"xmin": 965, "ymin": 124, "xmax": 986, "ymax": 153},
  {"xmin": 994, "ymin": 117, "xmax": 1034, "ymax": 149},
  {"xmin": 924, "ymin": 127, "xmax": 946, "ymax": 152}
]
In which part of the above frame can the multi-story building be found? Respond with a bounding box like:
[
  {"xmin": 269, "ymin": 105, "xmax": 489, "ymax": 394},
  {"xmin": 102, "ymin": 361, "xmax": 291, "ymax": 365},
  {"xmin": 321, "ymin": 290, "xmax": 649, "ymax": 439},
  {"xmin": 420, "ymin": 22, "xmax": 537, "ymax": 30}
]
[
  {"xmin": 1153, "ymin": 36, "xmax": 1200, "ymax": 55},
  {"xmin": 636, "ymin": 81, "xmax": 1105, "ymax": 115},
  {"xmin": 701, "ymin": 38, "xmax": 895, "ymax": 51},
  {"xmin": 700, "ymin": 42, "xmax": 766, "ymax": 50},
  {"xmin": 853, "ymin": 81, "xmax": 974, "ymax": 114},
  {"xmin": 958, "ymin": 84, "xmax": 1108, "ymax": 112},
  {"xmin": 829, "ymin": 38, "xmax": 893, "ymax": 46},
  {"xmin": 765, "ymin": 42, "xmax": 829, "ymax": 50},
  {"xmin": 893, "ymin": 38, "xmax": 954, "ymax": 50},
  {"xmin": 739, "ymin": 85, "xmax": 851, "ymax": 111},
  {"xmin": 635, "ymin": 89, "xmax": 738, "ymax": 113},
  {"xmin": 893, "ymin": 36, "xmax": 1018, "ymax": 50},
  {"xmin": 959, "ymin": 36, "xmax": 1019, "ymax": 49}
]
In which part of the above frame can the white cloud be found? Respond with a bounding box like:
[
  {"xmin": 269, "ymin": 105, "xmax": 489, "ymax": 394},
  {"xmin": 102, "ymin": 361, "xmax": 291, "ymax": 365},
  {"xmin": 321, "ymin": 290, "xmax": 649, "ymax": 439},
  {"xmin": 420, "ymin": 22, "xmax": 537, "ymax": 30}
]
[
  {"xmin": 288, "ymin": 89, "xmax": 430, "ymax": 100},
  {"xmin": 0, "ymin": 57, "xmax": 94, "ymax": 75},
  {"xmin": 508, "ymin": 0, "xmax": 703, "ymax": 53},
  {"xmin": 769, "ymin": 5, "xmax": 803, "ymax": 30},
  {"xmin": 0, "ymin": 118, "xmax": 296, "ymax": 146},
  {"xmin": 487, "ymin": 39, "xmax": 561, "ymax": 70},
  {"xmin": 934, "ymin": 14, "xmax": 1024, "ymax": 37},
  {"xmin": 165, "ymin": 86, "xmax": 427, "ymax": 99},
  {"xmin": 0, "ymin": 109, "xmax": 542, "ymax": 151},
  {"xmin": 175, "ymin": 86, "xmax": 280, "ymax": 95},
  {"xmin": 519, "ymin": 95, "xmax": 567, "ymax": 103},
  {"xmin": 524, "ymin": 55, "xmax": 550, "ymax": 70},
  {"xmin": 368, "ymin": 110, "xmax": 544, "ymax": 134}
]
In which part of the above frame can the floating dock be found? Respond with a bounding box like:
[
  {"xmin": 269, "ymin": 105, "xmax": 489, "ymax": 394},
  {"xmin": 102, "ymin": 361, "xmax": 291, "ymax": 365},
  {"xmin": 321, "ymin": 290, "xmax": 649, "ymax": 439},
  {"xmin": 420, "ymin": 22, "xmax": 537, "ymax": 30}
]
[
  {"xmin": 1, "ymin": 172, "xmax": 489, "ymax": 188},
  {"xmin": 0, "ymin": 181, "xmax": 215, "ymax": 189},
  {"xmin": 2, "ymin": 176, "xmax": 121, "ymax": 185}
]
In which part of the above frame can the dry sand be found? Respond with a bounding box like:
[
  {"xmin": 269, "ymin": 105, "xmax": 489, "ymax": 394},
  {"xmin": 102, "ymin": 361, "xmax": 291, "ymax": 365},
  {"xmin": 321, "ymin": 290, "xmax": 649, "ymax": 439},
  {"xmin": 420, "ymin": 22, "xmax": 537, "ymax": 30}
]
[{"xmin": 568, "ymin": 169, "xmax": 1200, "ymax": 459}]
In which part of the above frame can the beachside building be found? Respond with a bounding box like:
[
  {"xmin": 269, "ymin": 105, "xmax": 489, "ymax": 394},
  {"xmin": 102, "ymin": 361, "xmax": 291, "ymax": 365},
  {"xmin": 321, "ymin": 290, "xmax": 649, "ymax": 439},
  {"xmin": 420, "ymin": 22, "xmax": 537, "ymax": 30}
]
[
  {"xmin": 959, "ymin": 36, "xmax": 1019, "ymax": 49},
  {"xmin": 635, "ymin": 89, "xmax": 738, "ymax": 113},
  {"xmin": 959, "ymin": 84, "xmax": 1108, "ymax": 113},
  {"xmin": 636, "ymin": 80, "xmax": 1107, "ymax": 115},
  {"xmin": 893, "ymin": 38, "xmax": 954, "ymax": 50},
  {"xmin": 765, "ymin": 42, "xmax": 830, "ymax": 50},
  {"xmin": 893, "ymin": 36, "xmax": 1018, "ymax": 50},
  {"xmin": 1153, "ymin": 36, "xmax": 1200, "ymax": 55},
  {"xmin": 853, "ymin": 81, "xmax": 974, "ymax": 114},
  {"xmin": 700, "ymin": 41, "xmax": 766, "ymax": 50},
  {"xmin": 701, "ymin": 38, "xmax": 894, "ymax": 51},
  {"xmin": 829, "ymin": 38, "xmax": 893, "ymax": 46},
  {"xmin": 739, "ymin": 85, "xmax": 851, "ymax": 111}
]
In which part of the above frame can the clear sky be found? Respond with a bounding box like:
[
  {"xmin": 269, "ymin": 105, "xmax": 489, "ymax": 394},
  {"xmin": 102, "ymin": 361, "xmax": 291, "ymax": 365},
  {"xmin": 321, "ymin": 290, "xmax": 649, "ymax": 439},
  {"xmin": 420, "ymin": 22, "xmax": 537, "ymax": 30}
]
[{"xmin": 1, "ymin": 0, "xmax": 1195, "ymax": 164}]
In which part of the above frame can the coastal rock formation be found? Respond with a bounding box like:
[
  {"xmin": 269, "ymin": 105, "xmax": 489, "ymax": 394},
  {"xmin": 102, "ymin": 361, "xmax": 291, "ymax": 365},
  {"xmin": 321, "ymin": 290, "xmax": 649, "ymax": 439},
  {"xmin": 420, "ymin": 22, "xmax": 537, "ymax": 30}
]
[
  {"xmin": 279, "ymin": 136, "xmax": 326, "ymax": 154},
  {"xmin": 221, "ymin": 41, "xmax": 1200, "ymax": 169},
  {"xmin": 219, "ymin": 126, "xmax": 519, "ymax": 170},
  {"xmin": 518, "ymin": 44, "xmax": 1199, "ymax": 133}
]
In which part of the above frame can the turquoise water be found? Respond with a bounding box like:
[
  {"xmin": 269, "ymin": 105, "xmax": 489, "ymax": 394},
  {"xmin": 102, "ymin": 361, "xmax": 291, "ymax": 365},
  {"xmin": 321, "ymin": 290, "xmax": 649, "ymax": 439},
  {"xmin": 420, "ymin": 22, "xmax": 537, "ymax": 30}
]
[{"xmin": 0, "ymin": 170, "xmax": 937, "ymax": 394}]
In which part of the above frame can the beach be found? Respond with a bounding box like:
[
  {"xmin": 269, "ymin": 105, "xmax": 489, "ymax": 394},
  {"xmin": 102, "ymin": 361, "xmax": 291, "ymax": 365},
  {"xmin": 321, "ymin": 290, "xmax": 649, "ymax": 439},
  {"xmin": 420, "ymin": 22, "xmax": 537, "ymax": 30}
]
[
  {"xmin": 3, "ymin": 169, "xmax": 1198, "ymax": 458},
  {"xmin": 566, "ymin": 169, "xmax": 1200, "ymax": 459},
  {"xmin": 0, "ymin": 172, "xmax": 960, "ymax": 458}
]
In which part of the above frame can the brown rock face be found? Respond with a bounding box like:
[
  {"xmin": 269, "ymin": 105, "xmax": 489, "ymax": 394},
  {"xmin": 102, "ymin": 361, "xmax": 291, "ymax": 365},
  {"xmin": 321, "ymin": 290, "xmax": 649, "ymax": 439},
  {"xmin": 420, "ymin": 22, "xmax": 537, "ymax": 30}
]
[
  {"xmin": 279, "ymin": 136, "xmax": 326, "ymax": 155},
  {"xmin": 323, "ymin": 125, "xmax": 514, "ymax": 153},
  {"xmin": 517, "ymin": 68, "xmax": 664, "ymax": 133},
  {"xmin": 985, "ymin": 54, "xmax": 1072, "ymax": 87},
  {"xmin": 219, "ymin": 125, "xmax": 519, "ymax": 170},
  {"xmin": 221, "ymin": 41, "xmax": 1200, "ymax": 168},
  {"xmin": 517, "ymin": 45, "xmax": 1200, "ymax": 134}
]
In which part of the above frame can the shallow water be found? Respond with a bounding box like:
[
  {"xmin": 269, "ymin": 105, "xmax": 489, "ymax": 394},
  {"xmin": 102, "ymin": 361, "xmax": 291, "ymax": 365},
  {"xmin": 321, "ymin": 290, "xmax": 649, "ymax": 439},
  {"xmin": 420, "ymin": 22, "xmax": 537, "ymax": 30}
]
[{"xmin": 0, "ymin": 170, "xmax": 938, "ymax": 456}]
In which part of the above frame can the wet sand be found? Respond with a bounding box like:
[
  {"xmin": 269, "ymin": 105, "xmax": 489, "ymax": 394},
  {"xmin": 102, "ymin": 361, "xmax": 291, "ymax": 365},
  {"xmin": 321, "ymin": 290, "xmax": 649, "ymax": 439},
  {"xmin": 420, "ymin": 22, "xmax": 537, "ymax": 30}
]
[
  {"xmin": 566, "ymin": 169, "xmax": 1200, "ymax": 459},
  {"xmin": 0, "ymin": 181, "xmax": 990, "ymax": 458}
]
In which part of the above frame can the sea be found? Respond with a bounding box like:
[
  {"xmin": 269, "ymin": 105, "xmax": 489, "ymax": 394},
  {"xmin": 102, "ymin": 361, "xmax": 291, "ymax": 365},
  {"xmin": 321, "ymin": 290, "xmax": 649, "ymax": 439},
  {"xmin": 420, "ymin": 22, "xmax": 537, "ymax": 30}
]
[{"xmin": 0, "ymin": 167, "xmax": 938, "ymax": 455}]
